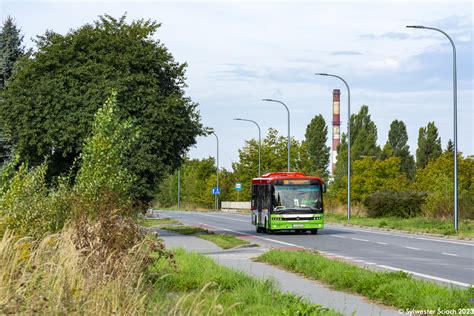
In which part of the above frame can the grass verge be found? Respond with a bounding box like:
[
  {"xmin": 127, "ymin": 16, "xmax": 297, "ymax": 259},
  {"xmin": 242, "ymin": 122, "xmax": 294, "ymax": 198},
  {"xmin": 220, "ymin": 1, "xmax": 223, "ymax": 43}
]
[
  {"xmin": 325, "ymin": 213, "xmax": 474, "ymax": 238},
  {"xmin": 148, "ymin": 248, "xmax": 340, "ymax": 315},
  {"xmin": 257, "ymin": 249, "xmax": 474, "ymax": 310},
  {"xmin": 162, "ymin": 225, "xmax": 250, "ymax": 249},
  {"xmin": 139, "ymin": 217, "xmax": 180, "ymax": 227}
]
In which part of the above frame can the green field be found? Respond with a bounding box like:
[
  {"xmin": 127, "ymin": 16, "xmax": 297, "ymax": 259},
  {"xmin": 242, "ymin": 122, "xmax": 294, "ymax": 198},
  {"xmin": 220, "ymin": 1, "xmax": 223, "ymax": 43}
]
[
  {"xmin": 148, "ymin": 249, "xmax": 340, "ymax": 315},
  {"xmin": 257, "ymin": 249, "xmax": 474, "ymax": 310},
  {"xmin": 139, "ymin": 217, "xmax": 180, "ymax": 227},
  {"xmin": 325, "ymin": 213, "xmax": 474, "ymax": 238}
]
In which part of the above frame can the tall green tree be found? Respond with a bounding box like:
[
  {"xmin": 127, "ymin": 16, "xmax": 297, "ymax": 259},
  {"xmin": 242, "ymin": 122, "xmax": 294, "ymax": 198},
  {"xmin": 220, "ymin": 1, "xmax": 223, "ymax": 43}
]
[
  {"xmin": 303, "ymin": 114, "xmax": 330, "ymax": 178},
  {"xmin": 0, "ymin": 16, "xmax": 24, "ymax": 88},
  {"xmin": 0, "ymin": 16, "xmax": 24, "ymax": 164},
  {"xmin": 0, "ymin": 15, "xmax": 204, "ymax": 203},
  {"xmin": 445, "ymin": 139, "xmax": 454, "ymax": 154},
  {"xmin": 232, "ymin": 128, "xmax": 305, "ymax": 200},
  {"xmin": 382, "ymin": 120, "xmax": 415, "ymax": 178},
  {"xmin": 334, "ymin": 105, "xmax": 381, "ymax": 183},
  {"xmin": 416, "ymin": 122, "xmax": 442, "ymax": 169}
]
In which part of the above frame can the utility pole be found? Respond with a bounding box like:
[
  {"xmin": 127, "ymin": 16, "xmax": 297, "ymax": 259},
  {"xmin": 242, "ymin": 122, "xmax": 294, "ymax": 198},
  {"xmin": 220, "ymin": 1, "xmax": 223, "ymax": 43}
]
[
  {"xmin": 406, "ymin": 25, "xmax": 458, "ymax": 230},
  {"xmin": 315, "ymin": 73, "xmax": 351, "ymax": 222},
  {"xmin": 262, "ymin": 99, "xmax": 291, "ymax": 172}
]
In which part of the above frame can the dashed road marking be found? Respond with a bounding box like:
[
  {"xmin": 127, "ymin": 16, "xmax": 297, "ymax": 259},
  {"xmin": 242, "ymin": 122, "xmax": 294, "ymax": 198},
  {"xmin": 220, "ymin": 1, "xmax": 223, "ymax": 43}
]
[
  {"xmin": 198, "ymin": 222, "xmax": 305, "ymax": 249},
  {"xmin": 326, "ymin": 224, "xmax": 474, "ymax": 247},
  {"xmin": 441, "ymin": 252, "xmax": 459, "ymax": 257},
  {"xmin": 351, "ymin": 238, "xmax": 370, "ymax": 242},
  {"xmin": 404, "ymin": 246, "xmax": 420, "ymax": 250},
  {"xmin": 331, "ymin": 235, "xmax": 347, "ymax": 239},
  {"xmin": 376, "ymin": 242, "xmax": 388, "ymax": 245}
]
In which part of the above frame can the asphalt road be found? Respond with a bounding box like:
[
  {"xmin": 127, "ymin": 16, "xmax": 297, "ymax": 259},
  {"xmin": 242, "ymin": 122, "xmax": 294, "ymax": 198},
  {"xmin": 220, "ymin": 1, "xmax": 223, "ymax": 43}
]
[{"xmin": 157, "ymin": 210, "xmax": 474, "ymax": 288}]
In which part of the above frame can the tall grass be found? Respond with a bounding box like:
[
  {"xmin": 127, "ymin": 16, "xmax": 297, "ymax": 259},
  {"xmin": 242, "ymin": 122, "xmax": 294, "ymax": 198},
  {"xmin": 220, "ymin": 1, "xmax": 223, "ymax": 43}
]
[
  {"xmin": 149, "ymin": 249, "xmax": 339, "ymax": 315},
  {"xmin": 0, "ymin": 228, "xmax": 156, "ymax": 314},
  {"xmin": 257, "ymin": 249, "xmax": 474, "ymax": 310}
]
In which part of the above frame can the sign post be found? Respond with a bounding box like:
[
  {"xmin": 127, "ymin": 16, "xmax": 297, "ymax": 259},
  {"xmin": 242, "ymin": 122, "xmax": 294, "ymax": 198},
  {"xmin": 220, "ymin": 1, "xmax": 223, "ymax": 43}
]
[
  {"xmin": 235, "ymin": 182, "xmax": 242, "ymax": 202},
  {"xmin": 212, "ymin": 187, "xmax": 221, "ymax": 210}
]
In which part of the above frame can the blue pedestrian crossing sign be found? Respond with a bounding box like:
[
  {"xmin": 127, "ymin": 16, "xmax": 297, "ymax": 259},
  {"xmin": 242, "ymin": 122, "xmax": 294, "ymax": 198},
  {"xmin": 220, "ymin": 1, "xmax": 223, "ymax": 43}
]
[
  {"xmin": 212, "ymin": 187, "xmax": 221, "ymax": 195},
  {"xmin": 235, "ymin": 182, "xmax": 242, "ymax": 191}
]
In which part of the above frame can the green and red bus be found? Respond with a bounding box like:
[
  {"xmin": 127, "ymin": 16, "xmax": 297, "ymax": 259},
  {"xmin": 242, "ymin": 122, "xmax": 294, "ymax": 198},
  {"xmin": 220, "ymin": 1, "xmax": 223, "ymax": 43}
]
[{"xmin": 251, "ymin": 172, "xmax": 326, "ymax": 234}]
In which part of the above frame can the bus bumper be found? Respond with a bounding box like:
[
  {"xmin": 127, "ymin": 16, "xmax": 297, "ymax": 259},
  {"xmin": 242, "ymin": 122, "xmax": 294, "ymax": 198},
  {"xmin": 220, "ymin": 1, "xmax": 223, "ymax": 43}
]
[{"xmin": 270, "ymin": 221, "xmax": 324, "ymax": 230}]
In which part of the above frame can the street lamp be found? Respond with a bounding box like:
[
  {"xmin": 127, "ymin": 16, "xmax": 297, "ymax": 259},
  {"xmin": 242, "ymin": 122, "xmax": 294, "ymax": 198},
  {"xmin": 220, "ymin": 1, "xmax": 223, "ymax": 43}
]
[
  {"xmin": 315, "ymin": 73, "xmax": 351, "ymax": 222},
  {"xmin": 406, "ymin": 25, "xmax": 458, "ymax": 230},
  {"xmin": 234, "ymin": 118, "xmax": 262, "ymax": 176},
  {"xmin": 211, "ymin": 131, "xmax": 219, "ymax": 211},
  {"xmin": 262, "ymin": 98, "xmax": 291, "ymax": 172}
]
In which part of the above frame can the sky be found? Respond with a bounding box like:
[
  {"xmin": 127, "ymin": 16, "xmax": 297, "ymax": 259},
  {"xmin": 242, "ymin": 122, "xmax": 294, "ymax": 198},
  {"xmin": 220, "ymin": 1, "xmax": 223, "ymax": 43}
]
[{"xmin": 1, "ymin": 0, "xmax": 473, "ymax": 170}]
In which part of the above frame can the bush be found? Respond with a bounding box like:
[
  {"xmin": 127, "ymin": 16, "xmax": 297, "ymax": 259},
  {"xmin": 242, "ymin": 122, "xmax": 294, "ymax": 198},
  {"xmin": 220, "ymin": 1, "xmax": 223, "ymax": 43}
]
[
  {"xmin": 364, "ymin": 190, "xmax": 426, "ymax": 218},
  {"xmin": 414, "ymin": 153, "xmax": 473, "ymax": 219},
  {"xmin": 74, "ymin": 91, "xmax": 138, "ymax": 210},
  {"xmin": 0, "ymin": 164, "xmax": 71, "ymax": 238}
]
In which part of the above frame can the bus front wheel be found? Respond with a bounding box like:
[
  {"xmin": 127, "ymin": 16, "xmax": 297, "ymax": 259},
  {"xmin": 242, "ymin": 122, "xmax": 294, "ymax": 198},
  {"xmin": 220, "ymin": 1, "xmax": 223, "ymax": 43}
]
[
  {"xmin": 311, "ymin": 229, "xmax": 318, "ymax": 235},
  {"xmin": 264, "ymin": 219, "xmax": 272, "ymax": 234}
]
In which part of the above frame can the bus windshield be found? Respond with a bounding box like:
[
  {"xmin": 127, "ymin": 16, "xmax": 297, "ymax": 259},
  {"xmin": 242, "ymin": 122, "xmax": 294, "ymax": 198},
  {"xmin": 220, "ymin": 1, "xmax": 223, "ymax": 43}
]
[{"xmin": 273, "ymin": 185, "xmax": 322, "ymax": 213}]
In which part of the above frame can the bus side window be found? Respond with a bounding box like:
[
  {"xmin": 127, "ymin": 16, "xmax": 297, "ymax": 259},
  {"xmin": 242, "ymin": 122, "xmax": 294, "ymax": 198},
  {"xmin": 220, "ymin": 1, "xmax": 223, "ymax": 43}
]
[
  {"xmin": 266, "ymin": 185, "xmax": 273, "ymax": 210},
  {"xmin": 251, "ymin": 185, "xmax": 257, "ymax": 209},
  {"xmin": 263, "ymin": 185, "xmax": 268, "ymax": 209},
  {"xmin": 258, "ymin": 185, "xmax": 264, "ymax": 210}
]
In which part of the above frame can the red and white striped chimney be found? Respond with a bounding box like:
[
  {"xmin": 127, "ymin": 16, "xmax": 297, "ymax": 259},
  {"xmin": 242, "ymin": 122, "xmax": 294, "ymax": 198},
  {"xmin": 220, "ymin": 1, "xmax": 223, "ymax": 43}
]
[{"xmin": 332, "ymin": 89, "xmax": 341, "ymax": 174}]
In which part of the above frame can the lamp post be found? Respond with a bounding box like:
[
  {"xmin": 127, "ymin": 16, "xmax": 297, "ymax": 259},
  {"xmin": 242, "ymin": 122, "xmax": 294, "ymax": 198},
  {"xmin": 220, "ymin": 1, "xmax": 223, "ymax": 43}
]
[
  {"xmin": 315, "ymin": 73, "xmax": 351, "ymax": 222},
  {"xmin": 262, "ymin": 98, "xmax": 291, "ymax": 172},
  {"xmin": 211, "ymin": 131, "xmax": 219, "ymax": 211},
  {"xmin": 234, "ymin": 118, "xmax": 262, "ymax": 176},
  {"xmin": 406, "ymin": 25, "xmax": 458, "ymax": 230},
  {"xmin": 177, "ymin": 169, "xmax": 180, "ymax": 209}
]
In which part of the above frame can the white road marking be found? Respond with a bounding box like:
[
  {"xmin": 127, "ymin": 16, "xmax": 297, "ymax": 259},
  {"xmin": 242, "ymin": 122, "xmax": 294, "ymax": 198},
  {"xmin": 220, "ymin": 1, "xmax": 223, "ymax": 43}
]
[
  {"xmin": 188, "ymin": 212, "xmax": 248, "ymax": 223},
  {"xmin": 198, "ymin": 223, "xmax": 305, "ymax": 249},
  {"xmin": 159, "ymin": 211, "xmax": 472, "ymax": 287},
  {"xmin": 376, "ymin": 242, "xmax": 388, "ymax": 245},
  {"xmin": 351, "ymin": 238, "xmax": 370, "ymax": 242},
  {"xmin": 327, "ymin": 224, "xmax": 474, "ymax": 247},
  {"xmin": 353, "ymin": 259, "xmax": 365, "ymax": 262},
  {"xmin": 404, "ymin": 246, "xmax": 420, "ymax": 250},
  {"xmin": 331, "ymin": 235, "xmax": 347, "ymax": 239},
  {"xmin": 376, "ymin": 264, "xmax": 471, "ymax": 288},
  {"xmin": 441, "ymin": 252, "xmax": 459, "ymax": 257}
]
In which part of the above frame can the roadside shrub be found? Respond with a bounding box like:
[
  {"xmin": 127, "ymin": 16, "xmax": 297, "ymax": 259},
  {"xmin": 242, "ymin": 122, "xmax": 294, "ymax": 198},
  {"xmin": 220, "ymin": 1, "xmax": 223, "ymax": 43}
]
[
  {"xmin": 422, "ymin": 188, "xmax": 473, "ymax": 220},
  {"xmin": 0, "ymin": 164, "xmax": 71, "ymax": 238},
  {"xmin": 74, "ymin": 91, "xmax": 138, "ymax": 211},
  {"xmin": 364, "ymin": 190, "xmax": 426, "ymax": 218},
  {"xmin": 414, "ymin": 153, "xmax": 473, "ymax": 219}
]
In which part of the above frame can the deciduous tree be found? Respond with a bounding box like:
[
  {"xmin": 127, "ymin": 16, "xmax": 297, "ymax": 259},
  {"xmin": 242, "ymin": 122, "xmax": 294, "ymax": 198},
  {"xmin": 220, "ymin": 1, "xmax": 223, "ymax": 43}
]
[
  {"xmin": 416, "ymin": 122, "xmax": 442, "ymax": 169},
  {"xmin": 382, "ymin": 120, "xmax": 415, "ymax": 178},
  {"xmin": 0, "ymin": 15, "xmax": 204, "ymax": 202}
]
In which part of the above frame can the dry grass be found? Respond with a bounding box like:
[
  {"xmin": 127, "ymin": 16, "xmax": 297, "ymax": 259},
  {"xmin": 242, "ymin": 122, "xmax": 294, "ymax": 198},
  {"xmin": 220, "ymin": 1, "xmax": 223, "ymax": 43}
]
[
  {"xmin": 327, "ymin": 203, "xmax": 367, "ymax": 216},
  {"xmin": 0, "ymin": 222, "xmax": 162, "ymax": 314}
]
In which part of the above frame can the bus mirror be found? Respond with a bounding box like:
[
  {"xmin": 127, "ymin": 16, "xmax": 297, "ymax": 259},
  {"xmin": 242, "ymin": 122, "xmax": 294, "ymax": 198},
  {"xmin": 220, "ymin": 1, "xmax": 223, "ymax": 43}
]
[{"xmin": 322, "ymin": 184, "xmax": 327, "ymax": 193}]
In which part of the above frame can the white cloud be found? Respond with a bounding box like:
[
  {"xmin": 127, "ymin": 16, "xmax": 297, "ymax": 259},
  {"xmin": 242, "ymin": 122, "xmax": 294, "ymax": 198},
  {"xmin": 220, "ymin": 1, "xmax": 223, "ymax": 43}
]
[
  {"xmin": 366, "ymin": 58, "xmax": 401, "ymax": 71},
  {"xmin": 2, "ymin": 0, "xmax": 472, "ymax": 169}
]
